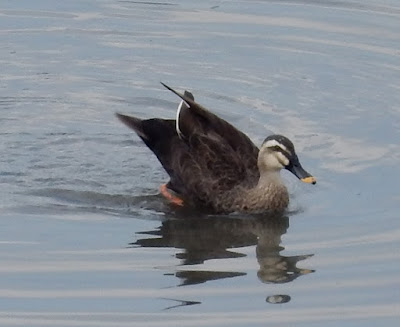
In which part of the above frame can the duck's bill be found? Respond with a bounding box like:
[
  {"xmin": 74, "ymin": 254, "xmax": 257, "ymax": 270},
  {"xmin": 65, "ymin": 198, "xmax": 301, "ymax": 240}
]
[{"xmin": 286, "ymin": 160, "xmax": 317, "ymax": 185}]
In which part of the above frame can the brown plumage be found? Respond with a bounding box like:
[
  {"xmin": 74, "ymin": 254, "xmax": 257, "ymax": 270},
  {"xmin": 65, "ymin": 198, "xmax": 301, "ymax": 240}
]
[{"xmin": 116, "ymin": 83, "xmax": 316, "ymax": 214}]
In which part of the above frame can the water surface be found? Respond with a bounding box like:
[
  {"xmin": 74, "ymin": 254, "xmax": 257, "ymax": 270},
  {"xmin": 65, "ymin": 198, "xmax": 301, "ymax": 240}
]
[{"xmin": 1, "ymin": 0, "xmax": 399, "ymax": 326}]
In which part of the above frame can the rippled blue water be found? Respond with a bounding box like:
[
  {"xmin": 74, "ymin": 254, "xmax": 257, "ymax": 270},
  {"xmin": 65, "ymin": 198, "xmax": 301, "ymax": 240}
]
[{"xmin": 1, "ymin": 0, "xmax": 399, "ymax": 326}]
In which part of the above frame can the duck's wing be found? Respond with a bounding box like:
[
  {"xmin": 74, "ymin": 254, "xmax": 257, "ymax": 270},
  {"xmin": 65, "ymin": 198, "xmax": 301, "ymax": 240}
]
[
  {"xmin": 161, "ymin": 83, "xmax": 259, "ymax": 172},
  {"xmin": 174, "ymin": 133, "xmax": 258, "ymax": 211}
]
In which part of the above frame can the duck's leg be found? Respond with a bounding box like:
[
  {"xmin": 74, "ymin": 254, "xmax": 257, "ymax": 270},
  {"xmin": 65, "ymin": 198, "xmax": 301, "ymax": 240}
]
[{"xmin": 160, "ymin": 183, "xmax": 184, "ymax": 206}]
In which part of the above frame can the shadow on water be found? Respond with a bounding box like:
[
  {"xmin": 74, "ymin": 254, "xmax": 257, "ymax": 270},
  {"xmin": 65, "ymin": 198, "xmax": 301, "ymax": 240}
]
[
  {"xmin": 131, "ymin": 211, "xmax": 314, "ymax": 300},
  {"xmin": 25, "ymin": 188, "xmax": 169, "ymax": 217}
]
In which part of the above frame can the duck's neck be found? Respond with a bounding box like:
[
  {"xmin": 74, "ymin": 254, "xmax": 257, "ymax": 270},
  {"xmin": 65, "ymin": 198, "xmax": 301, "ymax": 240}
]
[
  {"xmin": 242, "ymin": 169, "xmax": 288, "ymax": 212},
  {"xmin": 229, "ymin": 170, "xmax": 289, "ymax": 213},
  {"xmin": 257, "ymin": 170, "xmax": 284, "ymax": 189}
]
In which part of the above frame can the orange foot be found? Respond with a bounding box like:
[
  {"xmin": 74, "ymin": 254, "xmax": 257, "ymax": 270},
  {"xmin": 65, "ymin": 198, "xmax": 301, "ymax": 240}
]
[{"xmin": 160, "ymin": 184, "xmax": 184, "ymax": 206}]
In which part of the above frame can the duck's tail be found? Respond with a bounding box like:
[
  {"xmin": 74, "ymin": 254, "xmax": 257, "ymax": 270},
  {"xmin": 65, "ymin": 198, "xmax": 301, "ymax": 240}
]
[{"xmin": 116, "ymin": 113, "xmax": 148, "ymax": 140}]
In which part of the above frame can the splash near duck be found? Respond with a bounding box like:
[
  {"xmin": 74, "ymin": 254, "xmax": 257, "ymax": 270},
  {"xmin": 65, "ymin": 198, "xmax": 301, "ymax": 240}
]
[{"xmin": 116, "ymin": 83, "xmax": 316, "ymax": 214}]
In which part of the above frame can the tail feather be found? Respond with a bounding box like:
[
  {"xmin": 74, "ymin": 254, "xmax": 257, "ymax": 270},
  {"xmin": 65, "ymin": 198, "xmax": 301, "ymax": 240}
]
[
  {"xmin": 161, "ymin": 82, "xmax": 195, "ymax": 106},
  {"xmin": 161, "ymin": 82, "xmax": 213, "ymax": 138},
  {"xmin": 160, "ymin": 82, "xmax": 259, "ymax": 166},
  {"xmin": 161, "ymin": 82, "xmax": 209, "ymax": 118},
  {"xmin": 116, "ymin": 112, "xmax": 185, "ymax": 194},
  {"xmin": 116, "ymin": 113, "xmax": 148, "ymax": 140}
]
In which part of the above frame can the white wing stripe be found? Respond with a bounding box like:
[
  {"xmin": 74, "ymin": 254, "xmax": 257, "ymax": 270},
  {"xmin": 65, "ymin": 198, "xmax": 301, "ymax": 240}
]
[{"xmin": 176, "ymin": 100, "xmax": 187, "ymax": 139}]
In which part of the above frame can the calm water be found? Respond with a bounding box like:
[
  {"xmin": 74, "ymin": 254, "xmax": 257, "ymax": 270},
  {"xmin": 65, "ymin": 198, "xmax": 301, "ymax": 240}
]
[{"xmin": 1, "ymin": 0, "xmax": 399, "ymax": 326}]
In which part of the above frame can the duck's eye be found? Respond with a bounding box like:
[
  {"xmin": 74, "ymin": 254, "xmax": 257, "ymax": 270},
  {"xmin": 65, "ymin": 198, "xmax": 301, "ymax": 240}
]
[{"xmin": 272, "ymin": 145, "xmax": 282, "ymax": 152}]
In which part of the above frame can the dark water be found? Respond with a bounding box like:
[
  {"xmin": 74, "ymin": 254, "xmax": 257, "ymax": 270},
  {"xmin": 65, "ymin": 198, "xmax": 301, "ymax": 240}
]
[{"xmin": 1, "ymin": 0, "xmax": 399, "ymax": 326}]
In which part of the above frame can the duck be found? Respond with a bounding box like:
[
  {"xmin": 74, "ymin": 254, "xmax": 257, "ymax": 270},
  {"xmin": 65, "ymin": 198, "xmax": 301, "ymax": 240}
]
[{"xmin": 116, "ymin": 83, "xmax": 316, "ymax": 214}]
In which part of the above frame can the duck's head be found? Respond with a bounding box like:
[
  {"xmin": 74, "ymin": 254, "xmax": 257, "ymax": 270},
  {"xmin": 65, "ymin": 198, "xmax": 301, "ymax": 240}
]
[{"xmin": 258, "ymin": 135, "xmax": 316, "ymax": 184}]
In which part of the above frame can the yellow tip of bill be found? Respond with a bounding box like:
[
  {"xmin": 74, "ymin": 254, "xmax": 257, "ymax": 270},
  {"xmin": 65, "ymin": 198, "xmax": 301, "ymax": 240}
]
[{"xmin": 301, "ymin": 176, "xmax": 317, "ymax": 184}]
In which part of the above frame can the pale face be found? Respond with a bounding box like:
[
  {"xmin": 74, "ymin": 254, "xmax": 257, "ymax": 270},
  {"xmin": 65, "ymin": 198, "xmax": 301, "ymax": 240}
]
[{"xmin": 259, "ymin": 140, "xmax": 291, "ymax": 171}]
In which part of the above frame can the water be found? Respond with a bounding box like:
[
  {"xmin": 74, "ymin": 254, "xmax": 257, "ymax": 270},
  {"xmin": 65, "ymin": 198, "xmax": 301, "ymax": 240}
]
[{"xmin": 1, "ymin": 0, "xmax": 399, "ymax": 326}]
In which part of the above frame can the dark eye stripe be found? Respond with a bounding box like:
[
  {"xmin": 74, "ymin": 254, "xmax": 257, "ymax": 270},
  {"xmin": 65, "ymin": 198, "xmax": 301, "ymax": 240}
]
[{"xmin": 271, "ymin": 145, "xmax": 291, "ymax": 158}]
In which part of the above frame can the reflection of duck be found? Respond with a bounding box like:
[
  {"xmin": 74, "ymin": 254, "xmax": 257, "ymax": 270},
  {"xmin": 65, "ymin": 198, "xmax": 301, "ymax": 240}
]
[
  {"xmin": 256, "ymin": 237, "xmax": 314, "ymax": 284},
  {"xmin": 131, "ymin": 213, "xmax": 314, "ymax": 287},
  {"xmin": 117, "ymin": 83, "xmax": 316, "ymax": 214}
]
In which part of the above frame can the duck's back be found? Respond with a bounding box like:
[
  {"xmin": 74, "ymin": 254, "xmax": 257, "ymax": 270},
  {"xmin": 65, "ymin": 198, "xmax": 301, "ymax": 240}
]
[
  {"xmin": 165, "ymin": 85, "xmax": 260, "ymax": 209},
  {"xmin": 117, "ymin": 84, "xmax": 261, "ymax": 212},
  {"xmin": 173, "ymin": 130, "xmax": 260, "ymax": 210}
]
